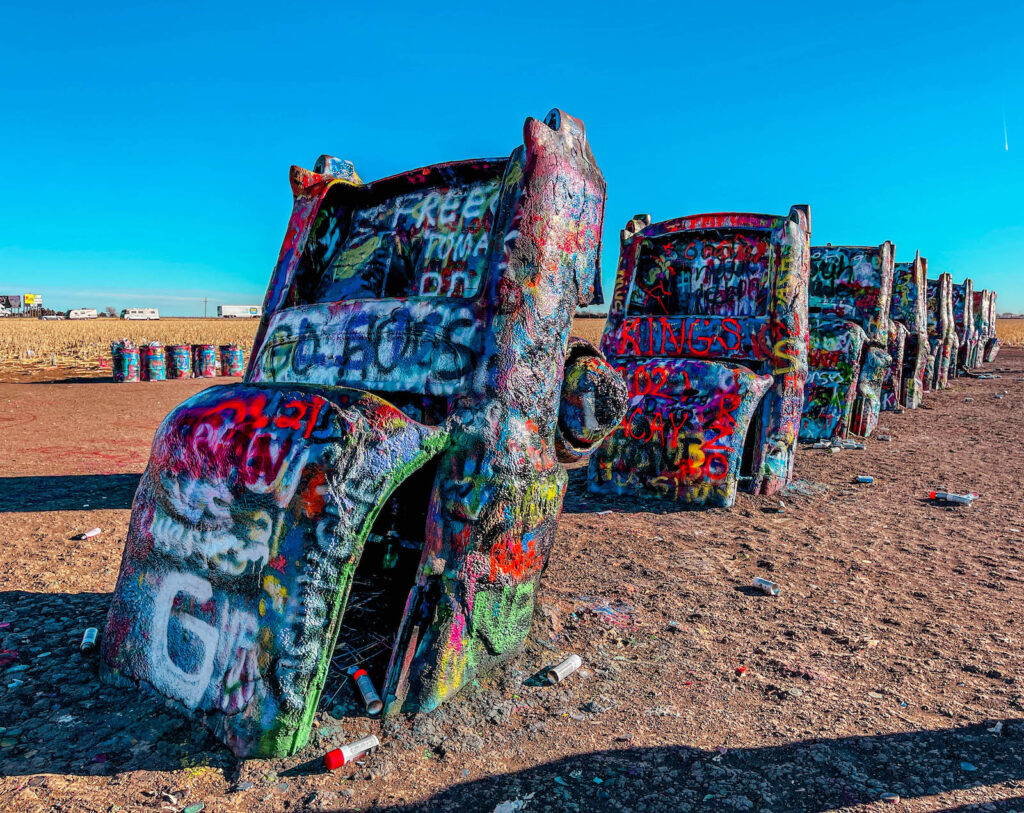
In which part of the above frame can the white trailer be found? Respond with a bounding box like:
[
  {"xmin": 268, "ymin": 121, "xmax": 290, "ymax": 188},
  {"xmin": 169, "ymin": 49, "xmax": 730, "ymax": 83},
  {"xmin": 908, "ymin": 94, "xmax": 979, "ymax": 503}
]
[
  {"xmin": 68, "ymin": 308, "xmax": 99, "ymax": 319},
  {"xmin": 218, "ymin": 305, "xmax": 263, "ymax": 318},
  {"xmin": 121, "ymin": 308, "xmax": 160, "ymax": 320}
]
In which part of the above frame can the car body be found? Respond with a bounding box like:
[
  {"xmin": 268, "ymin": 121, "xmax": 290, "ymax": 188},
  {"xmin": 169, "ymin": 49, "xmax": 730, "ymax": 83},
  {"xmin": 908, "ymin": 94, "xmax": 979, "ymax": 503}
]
[{"xmin": 100, "ymin": 109, "xmax": 627, "ymax": 759}]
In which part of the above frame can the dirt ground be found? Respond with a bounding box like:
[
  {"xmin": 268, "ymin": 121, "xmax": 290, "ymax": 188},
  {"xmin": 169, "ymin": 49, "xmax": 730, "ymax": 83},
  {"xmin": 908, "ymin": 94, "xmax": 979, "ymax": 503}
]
[{"xmin": 1, "ymin": 350, "xmax": 1023, "ymax": 812}]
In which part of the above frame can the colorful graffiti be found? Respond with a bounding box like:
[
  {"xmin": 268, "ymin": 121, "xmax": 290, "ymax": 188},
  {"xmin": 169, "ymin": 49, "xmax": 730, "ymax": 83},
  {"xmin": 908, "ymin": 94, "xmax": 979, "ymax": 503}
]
[
  {"xmin": 590, "ymin": 207, "xmax": 811, "ymax": 506},
  {"xmin": 986, "ymin": 291, "xmax": 1001, "ymax": 362},
  {"xmin": 101, "ymin": 110, "xmax": 627, "ymax": 758},
  {"xmin": 880, "ymin": 319, "xmax": 907, "ymax": 412},
  {"xmin": 926, "ymin": 273, "xmax": 955, "ymax": 389},
  {"xmin": 889, "ymin": 253, "xmax": 928, "ymax": 408},
  {"xmin": 951, "ymin": 279, "xmax": 975, "ymax": 372},
  {"xmin": 801, "ymin": 243, "xmax": 893, "ymax": 440}
]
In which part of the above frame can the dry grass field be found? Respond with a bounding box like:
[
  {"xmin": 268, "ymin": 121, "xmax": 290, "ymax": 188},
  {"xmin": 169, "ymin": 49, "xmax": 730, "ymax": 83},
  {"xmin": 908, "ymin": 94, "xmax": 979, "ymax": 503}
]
[
  {"xmin": 996, "ymin": 318, "xmax": 1024, "ymax": 346},
  {"xmin": 0, "ymin": 317, "xmax": 260, "ymax": 369}
]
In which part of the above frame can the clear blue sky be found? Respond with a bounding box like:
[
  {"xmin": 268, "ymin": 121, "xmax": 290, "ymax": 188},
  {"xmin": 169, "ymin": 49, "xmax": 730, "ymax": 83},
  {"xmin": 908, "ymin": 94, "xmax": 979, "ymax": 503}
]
[{"xmin": 2, "ymin": 1, "xmax": 1022, "ymax": 315}]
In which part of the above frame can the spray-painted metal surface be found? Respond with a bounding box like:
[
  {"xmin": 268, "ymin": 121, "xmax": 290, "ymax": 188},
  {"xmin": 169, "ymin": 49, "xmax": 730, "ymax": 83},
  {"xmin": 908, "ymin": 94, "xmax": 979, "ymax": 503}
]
[
  {"xmin": 220, "ymin": 345, "xmax": 245, "ymax": 377},
  {"xmin": 971, "ymin": 290, "xmax": 990, "ymax": 369},
  {"xmin": 880, "ymin": 319, "xmax": 908, "ymax": 412},
  {"xmin": 986, "ymin": 291, "xmax": 1001, "ymax": 362},
  {"xmin": 589, "ymin": 207, "xmax": 811, "ymax": 507},
  {"xmin": 140, "ymin": 344, "xmax": 166, "ymax": 382},
  {"xmin": 166, "ymin": 345, "xmax": 193, "ymax": 379},
  {"xmin": 101, "ymin": 110, "xmax": 626, "ymax": 759},
  {"xmin": 925, "ymin": 272, "xmax": 955, "ymax": 390},
  {"xmin": 889, "ymin": 252, "xmax": 928, "ymax": 408},
  {"xmin": 192, "ymin": 344, "xmax": 217, "ymax": 378},
  {"xmin": 801, "ymin": 243, "xmax": 893, "ymax": 440},
  {"xmin": 111, "ymin": 341, "xmax": 140, "ymax": 383},
  {"xmin": 952, "ymin": 279, "xmax": 975, "ymax": 373}
]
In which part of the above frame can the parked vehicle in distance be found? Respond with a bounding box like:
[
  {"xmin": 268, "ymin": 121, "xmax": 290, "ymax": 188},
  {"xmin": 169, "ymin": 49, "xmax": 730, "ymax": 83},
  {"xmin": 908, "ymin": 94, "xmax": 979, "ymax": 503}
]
[
  {"xmin": 217, "ymin": 304, "xmax": 263, "ymax": 318},
  {"xmin": 0, "ymin": 306, "xmax": 10, "ymax": 317},
  {"xmin": 120, "ymin": 308, "xmax": 159, "ymax": 320},
  {"xmin": 39, "ymin": 314, "xmax": 63, "ymax": 320},
  {"xmin": 68, "ymin": 308, "xmax": 99, "ymax": 320}
]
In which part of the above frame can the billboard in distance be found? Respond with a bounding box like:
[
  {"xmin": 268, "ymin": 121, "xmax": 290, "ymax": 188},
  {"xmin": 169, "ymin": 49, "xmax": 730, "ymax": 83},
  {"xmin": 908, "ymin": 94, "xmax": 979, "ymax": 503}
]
[
  {"xmin": 23, "ymin": 294, "xmax": 42, "ymax": 307},
  {"xmin": 0, "ymin": 295, "xmax": 21, "ymax": 309}
]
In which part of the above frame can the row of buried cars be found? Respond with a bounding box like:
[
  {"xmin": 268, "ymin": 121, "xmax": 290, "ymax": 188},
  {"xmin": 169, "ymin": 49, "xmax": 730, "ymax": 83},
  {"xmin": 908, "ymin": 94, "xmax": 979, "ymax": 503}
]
[
  {"xmin": 587, "ymin": 216, "xmax": 1003, "ymax": 508},
  {"xmin": 99, "ymin": 109, "xmax": 1001, "ymax": 758}
]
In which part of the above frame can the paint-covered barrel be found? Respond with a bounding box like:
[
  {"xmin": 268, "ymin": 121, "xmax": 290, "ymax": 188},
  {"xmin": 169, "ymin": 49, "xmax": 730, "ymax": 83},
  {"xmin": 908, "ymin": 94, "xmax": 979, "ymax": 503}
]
[
  {"xmin": 219, "ymin": 345, "xmax": 244, "ymax": 377},
  {"xmin": 192, "ymin": 344, "xmax": 217, "ymax": 378},
  {"xmin": 140, "ymin": 344, "xmax": 166, "ymax": 381},
  {"xmin": 111, "ymin": 342, "xmax": 140, "ymax": 383},
  {"xmin": 165, "ymin": 345, "xmax": 192, "ymax": 378}
]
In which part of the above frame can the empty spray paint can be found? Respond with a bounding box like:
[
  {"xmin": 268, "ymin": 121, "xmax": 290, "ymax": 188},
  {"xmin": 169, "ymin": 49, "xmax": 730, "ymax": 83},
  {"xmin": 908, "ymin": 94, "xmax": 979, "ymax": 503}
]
[
  {"xmin": 76, "ymin": 527, "xmax": 102, "ymax": 540},
  {"xmin": 856, "ymin": 475, "xmax": 874, "ymax": 484},
  {"xmin": 165, "ymin": 345, "xmax": 192, "ymax": 378},
  {"xmin": 81, "ymin": 627, "xmax": 98, "ymax": 654},
  {"xmin": 219, "ymin": 345, "xmax": 244, "ymax": 377},
  {"xmin": 929, "ymin": 490, "xmax": 978, "ymax": 505},
  {"xmin": 192, "ymin": 344, "xmax": 217, "ymax": 377},
  {"xmin": 324, "ymin": 735, "xmax": 380, "ymax": 770},
  {"xmin": 842, "ymin": 441, "xmax": 866, "ymax": 450},
  {"xmin": 753, "ymin": 577, "xmax": 780, "ymax": 596},
  {"xmin": 547, "ymin": 654, "xmax": 583, "ymax": 685},
  {"xmin": 140, "ymin": 343, "xmax": 166, "ymax": 381},
  {"xmin": 349, "ymin": 667, "xmax": 383, "ymax": 715}
]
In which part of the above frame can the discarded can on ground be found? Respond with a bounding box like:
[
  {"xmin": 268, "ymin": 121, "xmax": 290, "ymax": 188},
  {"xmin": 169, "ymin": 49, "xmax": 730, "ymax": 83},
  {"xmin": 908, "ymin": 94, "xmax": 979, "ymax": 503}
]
[
  {"xmin": 811, "ymin": 441, "xmax": 831, "ymax": 449},
  {"xmin": 929, "ymin": 490, "xmax": 978, "ymax": 505},
  {"xmin": 81, "ymin": 628, "xmax": 98, "ymax": 653},
  {"xmin": 547, "ymin": 654, "xmax": 583, "ymax": 685},
  {"xmin": 855, "ymin": 475, "xmax": 874, "ymax": 484},
  {"xmin": 111, "ymin": 342, "xmax": 140, "ymax": 383},
  {"xmin": 324, "ymin": 735, "xmax": 380, "ymax": 770},
  {"xmin": 77, "ymin": 528, "xmax": 102, "ymax": 540},
  {"xmin": 753, "ymin": 577, "xmax": 780, "ymax": 596},
  {"xmin": 192, "ymin": 344, "xmax": 217, "ymax": 377},
  {"xmin": 140, "ymin": 343, "xmax": 166, "ymax": 381},
  {"xmin": 165, "ymin": 345, "xmax": 192, "ymax": 378},
  {"xmin": 349, "ymin": 667, "xmax": 383, "ymax": 715},
  {"xmin": 219, "ymin": 345, "xmax": 244, "ymax": 377},
  {"xmin": 875, "ymin": 434, "xmax": 891, "ymax": 442},
  {"xmin": 841, "ymin": 440, "xmax": 866, "ymax": 450}
]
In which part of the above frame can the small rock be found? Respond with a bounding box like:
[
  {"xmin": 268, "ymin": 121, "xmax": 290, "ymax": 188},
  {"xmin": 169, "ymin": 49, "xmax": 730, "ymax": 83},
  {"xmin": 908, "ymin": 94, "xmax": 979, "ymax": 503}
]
[{"xmin": 234, "ymin": 781, "xmax": 255, "ymax": 792}]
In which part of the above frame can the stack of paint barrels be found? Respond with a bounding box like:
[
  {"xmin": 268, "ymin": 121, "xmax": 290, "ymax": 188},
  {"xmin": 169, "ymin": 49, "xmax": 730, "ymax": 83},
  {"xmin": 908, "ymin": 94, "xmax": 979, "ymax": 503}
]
[{"xmin": 111, "ymin": 341, "xmax": 245, "ymax": 382}]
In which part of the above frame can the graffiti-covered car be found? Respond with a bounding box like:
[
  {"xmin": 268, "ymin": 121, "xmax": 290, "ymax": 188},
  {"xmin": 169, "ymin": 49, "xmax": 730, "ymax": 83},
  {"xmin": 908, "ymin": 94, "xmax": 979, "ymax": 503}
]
[
  {"xmin": 800, "ymin": 243, "xmax": 894, "ymax": 440},
  {"xmin": 952, "ymin": 278, "xmax": 975, "ymax": 373},
  {"xmin": 588, "ymin": 207, "xmax": 811, "ymax": 508},
  {"xmin": 986, "ymin": 290, "xmax": 1001, "ymax": 363},
  {"xmin": 971, "ymin": 289, "xmax": 991, "ymax": 369},
  {"xmin": 926, "ymin": 272, "xmax": 955, "ymax": 389},
  {"xmin": 889, "ymin": 251, "xmax": 929, "ymax": 409},
  {"xmin": 100, "ymin": 110, "xmax": 627, "ymax": 758}
]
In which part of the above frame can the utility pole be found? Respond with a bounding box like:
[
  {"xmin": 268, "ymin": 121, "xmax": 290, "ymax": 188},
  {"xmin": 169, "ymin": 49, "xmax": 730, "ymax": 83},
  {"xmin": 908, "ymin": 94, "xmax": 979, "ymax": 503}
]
[{"xmin": 204, "ymin": 297, "xmax": 208, "ymax": 318}]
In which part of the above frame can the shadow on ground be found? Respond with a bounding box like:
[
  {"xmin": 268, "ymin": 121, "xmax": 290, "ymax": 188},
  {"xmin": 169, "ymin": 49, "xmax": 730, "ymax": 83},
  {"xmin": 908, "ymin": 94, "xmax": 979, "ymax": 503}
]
[
  {"xmin": 0, "ymin": 589, "xmax": 233, "ymax": 777},
  {"xmin": 0, "ymin": 474, "xmax": 141, "ymax": 512},
  {"xmin": 371, "ymin": 723, "xmax": 1024, "ymax": 812}
]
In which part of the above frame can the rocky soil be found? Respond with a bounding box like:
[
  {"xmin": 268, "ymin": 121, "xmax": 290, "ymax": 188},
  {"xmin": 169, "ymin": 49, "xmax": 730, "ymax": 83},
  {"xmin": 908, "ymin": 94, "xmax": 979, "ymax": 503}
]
[{"xmin": 1, "ymin": 350, "xmax": 1023, "ymax": 812}]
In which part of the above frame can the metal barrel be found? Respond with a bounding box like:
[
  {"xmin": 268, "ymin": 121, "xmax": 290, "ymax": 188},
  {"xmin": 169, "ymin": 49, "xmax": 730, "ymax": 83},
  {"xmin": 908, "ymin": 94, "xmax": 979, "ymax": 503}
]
[
  {"xmin": 112, "ymin": 345, "xmax": 140, "ymax": 382},
  {"xmin": 165, "ymin": 345, "xmax": 192, "ymax": 378},
  {"xmin": 219, "ymin": 345, "xmax": 244, "ymax": 377},
  {"xmin": 192, "ymin": 344, "xmax": 217, "ymax": 378},
  {"xmin": 140, "ymin": 344, "xmax": 166, "ymax": 381}
]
